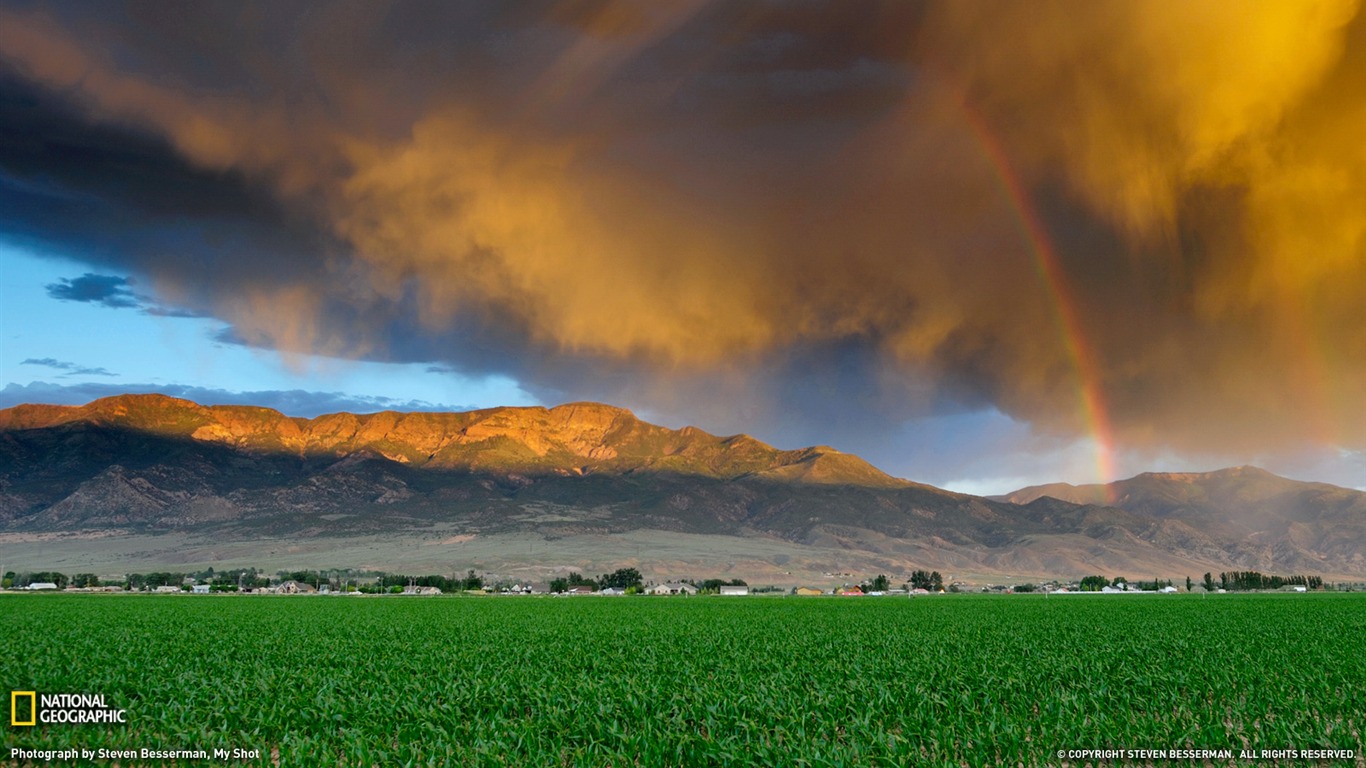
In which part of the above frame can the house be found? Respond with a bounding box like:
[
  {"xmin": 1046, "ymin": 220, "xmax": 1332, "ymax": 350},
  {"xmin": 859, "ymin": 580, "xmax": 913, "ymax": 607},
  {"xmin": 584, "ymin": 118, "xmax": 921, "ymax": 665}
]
[
  {"xmin": 25, "ymin": 582, "xmax": 59, "ymax": 591},
  {"xmin": 1160, "ymin": 585, "xmax": 1179, "ymax": 593},
  {"xmin": 794, "ymin": 587, "xmax": 823, "ymax": 596},
  {"xmin": 403, "ymin": 585, "xmax": 442, "ymax": 596},
  {"xmin": 566, "ymin": 586, "xmax": 595, "ymax": 595},
  {"xmin": 910, "ymin": 588, "xmax": 930, "ymax": 596},
  {"xmin": 838, "ymin": 586, "xmax": 864, "ymax": 596},
  {"xmin": 718, "ymin": 585, "xmax": 749, "ymax": 596},
  {"xmin": 648, "ymin": 582, "xmax": 698, "ymax": 596},
  {"xmin": 154, "ymin": 585, "xmax": 180, "ymax": 593},
  {"xmin": 599, "ymin": 587, "xmax": 625, "ymax": 596},
  {"xmin": 192, "ymin": 584, "xmax": 211, "ymax": 594},
  {"xmin": 274, "ymin": 580, "xmax": 317, "ymax": 594}
]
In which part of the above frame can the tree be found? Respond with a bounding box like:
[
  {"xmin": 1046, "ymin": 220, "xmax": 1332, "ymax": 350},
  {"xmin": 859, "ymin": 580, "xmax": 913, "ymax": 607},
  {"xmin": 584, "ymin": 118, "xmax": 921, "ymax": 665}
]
[
  {"xmin": 930, "ymin": 571, "xmax": 944, "ymax": 592},
  {"xmin": 1080, "ymin": 575, "xmax": 1109, "ymax": 592},
  {"xmin": 861, "ymin": 574, "xmax": 889, "ymax": 593},
  {"xmin": 1203, "ymin": 572, "xmax": 1216, "ymax": 592},
  {"xmin": 549, "ymin": 578, "xmax": 568, "ymax": 593},
  {"xmin": 909, "ymin": 570, "xmax": 933, "ymax": 590},
  {"xmin": 697, "ymin": 578, "xmax": 747, "ymax": 592},
  {"xmin": 23, "ymin": 572, "xmax": 70, "ymax": 589},
  {"xmin": 598, "ymin": 568, "xmax": 643, "ymax": 590},
  {"xmin": 566, "ymin": 572, "xmax": 596, "ymax": 587},
  {"xmin": 461, "ymin": 569, "xmax": 483, "ymax": 591}
]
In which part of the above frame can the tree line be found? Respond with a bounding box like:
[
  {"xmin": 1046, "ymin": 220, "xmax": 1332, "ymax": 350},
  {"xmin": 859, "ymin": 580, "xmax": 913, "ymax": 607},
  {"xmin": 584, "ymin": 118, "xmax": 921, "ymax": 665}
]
[
  {"xmin": 1205, "ymin": 571, "xmax": 1323, "ymax": 591},
  {"xmin": 3, "ymin": 566, "xmax": 751, "ymax": 595}
]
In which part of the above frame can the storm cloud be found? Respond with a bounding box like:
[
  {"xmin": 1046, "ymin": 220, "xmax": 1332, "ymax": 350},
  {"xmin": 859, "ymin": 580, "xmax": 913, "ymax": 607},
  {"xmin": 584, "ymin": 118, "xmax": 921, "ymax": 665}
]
[
  {"xmin": 44, "ymin": 273, "xmax": 137, "ymax": 308},
  {"xmin": 1, "ymin": 0, "xmax": 1364, "ymax": 469}
]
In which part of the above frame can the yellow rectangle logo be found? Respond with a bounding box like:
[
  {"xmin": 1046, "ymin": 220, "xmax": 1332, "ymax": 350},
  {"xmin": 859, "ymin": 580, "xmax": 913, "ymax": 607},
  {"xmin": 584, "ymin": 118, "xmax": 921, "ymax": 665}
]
[{"xmin": 11, "ymin": 691, "xmax": 36, "ymax": 726}]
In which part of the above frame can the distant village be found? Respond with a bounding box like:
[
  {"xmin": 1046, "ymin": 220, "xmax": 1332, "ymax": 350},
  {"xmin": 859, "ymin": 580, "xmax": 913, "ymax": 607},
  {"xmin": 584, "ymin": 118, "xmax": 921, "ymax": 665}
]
[{"xmin": 1, "ymin": 567, "xmax": 1346, "ymax": 595}]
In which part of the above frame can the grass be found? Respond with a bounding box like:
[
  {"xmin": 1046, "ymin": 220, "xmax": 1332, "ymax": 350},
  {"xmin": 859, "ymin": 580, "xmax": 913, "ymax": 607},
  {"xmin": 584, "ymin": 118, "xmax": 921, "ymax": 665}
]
[{"xmin": 2, "ymin": 594, "xmax": 1363, "ymax": 766}]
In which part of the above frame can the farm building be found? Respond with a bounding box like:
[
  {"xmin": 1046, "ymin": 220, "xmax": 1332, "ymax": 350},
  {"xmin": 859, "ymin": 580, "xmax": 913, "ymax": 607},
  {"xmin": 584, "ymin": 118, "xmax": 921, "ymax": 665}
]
[
  {"xmin": 838, "ymin": 587, "xmax": 864, "ymax": 596},
  {"xmin": 648, "ymin": 582, "xmax": 698, "ymax": 595},
  {"xmin": 192, "ymin": 584, "xmax": 211, "ymax": 593},
  {"xmin": 566, "ymin": 586, "xmax": 595, "ymax": 595},
  {"xmin": 718, "ymin": 585, "xmax": 749, "ymax": 596},
  {"xmin": 794, "ymin": 587, "xmax": 823, "ymax": 596},
  {"xmin": 25, "ymin": 582, "xmax": 59, "ymax": 591},
  {"xmin": 154, "ymin": 585, "xmax": 180, "ymax": 593},
  {"xmin": 275, "ymin": 580, "xmax": 317, "ymax": 594}
]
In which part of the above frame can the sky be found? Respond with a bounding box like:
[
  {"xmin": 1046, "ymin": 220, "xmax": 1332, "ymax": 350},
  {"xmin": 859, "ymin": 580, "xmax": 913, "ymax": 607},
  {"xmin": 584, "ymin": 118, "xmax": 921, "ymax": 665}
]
[{"xmin": 1, "ymin": 1, "xmax": 1364, "ymax": 494}]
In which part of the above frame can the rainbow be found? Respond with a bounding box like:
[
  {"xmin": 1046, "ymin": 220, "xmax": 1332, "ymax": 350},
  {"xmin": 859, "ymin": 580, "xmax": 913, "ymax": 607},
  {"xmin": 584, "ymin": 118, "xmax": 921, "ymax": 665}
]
[{"xmin": 952, "ymin": 99, "xmax": 1119, "ymax": 494}]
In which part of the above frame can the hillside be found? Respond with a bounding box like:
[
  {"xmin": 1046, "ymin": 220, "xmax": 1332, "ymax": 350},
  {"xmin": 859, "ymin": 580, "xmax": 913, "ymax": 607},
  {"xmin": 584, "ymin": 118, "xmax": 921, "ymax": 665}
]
[
  {"xmin": 2, "ymin": 395, "xmax": 1363, "ymax": 582},
  {"xmin": 998, "ymin": 467, "xmax": 1366, "ymax": 575}
]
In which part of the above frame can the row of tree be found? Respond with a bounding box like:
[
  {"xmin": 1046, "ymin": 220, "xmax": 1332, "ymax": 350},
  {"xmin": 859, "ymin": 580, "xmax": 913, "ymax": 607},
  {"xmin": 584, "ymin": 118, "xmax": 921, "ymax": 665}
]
[
  {"xmin": 2, "ymin": 567, "xmax": 753, "ymax": 594},
  {"xmin": 544, "ymin": 570, "xmax": 750, "ymax": 594},
  {"xmin": 1073, "ymin": 573, "xmax": 1325, "ymax": 592},
  {"xmin": 14, "ymin": 566, "xmax": 1327, "ymax": 595},
  {"xmin": 1204, "ymin": 571, "xmax": 1323, "ymax": 591}
]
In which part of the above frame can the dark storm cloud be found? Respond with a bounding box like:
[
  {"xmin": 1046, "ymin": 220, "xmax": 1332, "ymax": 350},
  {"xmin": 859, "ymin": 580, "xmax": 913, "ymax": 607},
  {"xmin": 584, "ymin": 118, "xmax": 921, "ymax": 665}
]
[
  {"xmin": 44, "ymin": 273, "xmax": 137, "ymax": 308},
  {"xmin": 0, "ymin": 0, "xmax": 1364, "ymax": 463},
  {"xmin": 40, "ymin": 270, "xmax": 211, "ymax": 318},
  {"xmin": 19, "ymin": 358, "xmax": 116, "ymax": 377}
]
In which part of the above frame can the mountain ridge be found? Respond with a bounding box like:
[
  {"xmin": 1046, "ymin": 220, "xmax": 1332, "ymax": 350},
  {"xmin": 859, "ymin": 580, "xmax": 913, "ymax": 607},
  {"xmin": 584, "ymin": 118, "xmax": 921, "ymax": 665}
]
[
  {"xmin": 0, "ymin": 394, "xmax": 911, "ymax": 488},
  {"xmin": 2, "ymin": 394, "xmax": 1363, "ymax": 581}
]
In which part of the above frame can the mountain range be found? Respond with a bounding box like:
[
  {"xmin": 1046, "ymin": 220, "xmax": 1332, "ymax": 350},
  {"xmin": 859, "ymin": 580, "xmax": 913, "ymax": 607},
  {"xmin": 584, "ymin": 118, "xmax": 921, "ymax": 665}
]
[{"xmin": 1, "ymin": 394, "xmax": 1362, "ymax": 583}]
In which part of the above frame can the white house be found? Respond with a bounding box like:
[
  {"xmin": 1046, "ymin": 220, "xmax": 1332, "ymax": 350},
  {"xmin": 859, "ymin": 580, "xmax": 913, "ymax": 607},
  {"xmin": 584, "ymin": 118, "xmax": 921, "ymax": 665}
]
[
  {"xmin": 647, "ymin": 582, "xmax": 698, "ymax": 596},
  {"xmin": 192, "ymin": 584, "xmax": 211, "ymax": 593},
  {"xmin": 718, "ymin": 585, "xmax": 749, "ymax": 596}
]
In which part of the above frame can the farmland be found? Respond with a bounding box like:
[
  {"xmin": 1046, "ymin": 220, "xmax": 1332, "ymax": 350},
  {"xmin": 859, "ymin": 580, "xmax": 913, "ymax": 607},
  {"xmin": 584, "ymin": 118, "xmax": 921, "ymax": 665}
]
[{"xmin": 3, "ymin": 594, "xmax": 1363, "ymax": 766}]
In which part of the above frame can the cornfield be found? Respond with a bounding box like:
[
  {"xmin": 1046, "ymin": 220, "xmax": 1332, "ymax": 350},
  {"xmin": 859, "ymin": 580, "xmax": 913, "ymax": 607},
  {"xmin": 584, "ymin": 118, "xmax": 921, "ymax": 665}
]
[{"xmin": 3, "ymin": 594, "xmax": 1362, "ymax": 766}]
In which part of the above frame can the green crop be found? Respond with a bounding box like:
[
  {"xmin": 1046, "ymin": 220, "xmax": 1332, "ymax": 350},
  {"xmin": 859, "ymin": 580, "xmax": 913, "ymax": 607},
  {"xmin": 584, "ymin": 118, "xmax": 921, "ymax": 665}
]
[{"xmin": 2, "ymin": 594, "xmax": 1362, "ymax": 766}]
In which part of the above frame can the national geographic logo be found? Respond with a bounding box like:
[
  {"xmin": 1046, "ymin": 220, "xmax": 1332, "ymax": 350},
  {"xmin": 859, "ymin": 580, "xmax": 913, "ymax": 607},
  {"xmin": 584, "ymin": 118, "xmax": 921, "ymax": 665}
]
[
  {"xmin": 10, "ymin": 692, "xmax": 34, "ymax": 726},
  {"xmin": 10, "ymin": 691, "xmax": 127, "ymax": 725}
]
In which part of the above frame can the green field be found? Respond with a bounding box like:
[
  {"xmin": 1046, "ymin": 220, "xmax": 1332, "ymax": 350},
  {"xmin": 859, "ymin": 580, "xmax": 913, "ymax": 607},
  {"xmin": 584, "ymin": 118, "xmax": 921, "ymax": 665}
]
[{"xmin": 3, "ymin": 594, "xmax": 1363, "ymax": 766}]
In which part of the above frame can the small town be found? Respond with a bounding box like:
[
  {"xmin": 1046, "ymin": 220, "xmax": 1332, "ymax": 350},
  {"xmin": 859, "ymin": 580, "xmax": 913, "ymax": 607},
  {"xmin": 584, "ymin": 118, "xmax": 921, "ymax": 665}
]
[{"xmin": 3, "ymin": 567, "xmax": 1342, "ymax": 596}]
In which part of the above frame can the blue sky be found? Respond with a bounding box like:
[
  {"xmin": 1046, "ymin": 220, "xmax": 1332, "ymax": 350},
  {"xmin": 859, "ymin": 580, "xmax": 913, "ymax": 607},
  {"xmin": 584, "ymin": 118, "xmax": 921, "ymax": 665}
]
[{"xmin": 1, "ymin": 243, "xmax": 537, "ymax": 416}]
